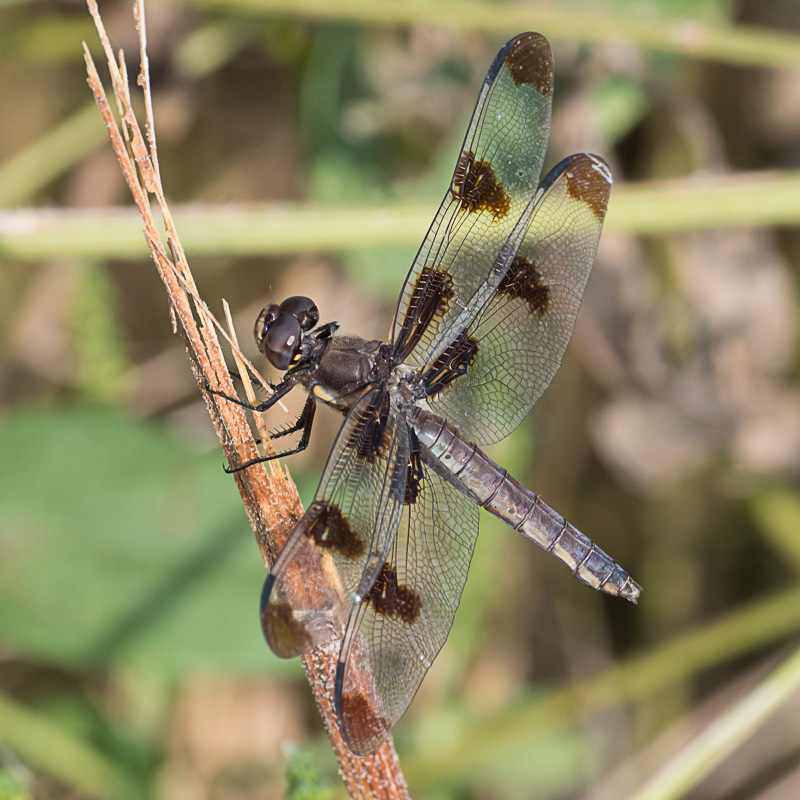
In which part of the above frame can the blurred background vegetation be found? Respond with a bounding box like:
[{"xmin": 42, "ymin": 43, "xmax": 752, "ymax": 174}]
[{"xmin": 2, "ymin": 0, "xmax": 800, "ymax": 798}]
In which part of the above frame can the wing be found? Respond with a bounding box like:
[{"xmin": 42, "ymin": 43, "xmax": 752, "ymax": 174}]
[
  {"xmin": 260, "ymin": 388, "xmax": 409, "ymax": 659},
  {"xmin": 391, "ymin": 32, "xmax": 553, "ymax": 370},
  {"xmin": 423, "ymin": 153, "xmax": 613, "ymax": 444},
  {"xmin": 334, "ymin": 433, "xmax": 480, "ymax": 755}
]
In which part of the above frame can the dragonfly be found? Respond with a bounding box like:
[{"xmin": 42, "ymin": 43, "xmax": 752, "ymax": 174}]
[{"xmin": 211, "ymin": 31, "xmax": 641, "ymax": 756}]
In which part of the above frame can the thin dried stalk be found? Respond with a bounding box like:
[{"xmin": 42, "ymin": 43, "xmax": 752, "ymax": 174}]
[{"xmin": 83, "ymin": 1, "xmax": 409, "ymax": 796}]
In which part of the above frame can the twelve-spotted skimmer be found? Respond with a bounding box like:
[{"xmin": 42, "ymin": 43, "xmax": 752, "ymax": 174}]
[{"xmin": 212, "ymin": 32, "xmax": 641, "ymax": 756}]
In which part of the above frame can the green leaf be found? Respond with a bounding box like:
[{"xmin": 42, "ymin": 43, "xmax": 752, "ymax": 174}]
[{"xmin": 0, "ymin": 408, "xmax": 300, "ymax": 678}]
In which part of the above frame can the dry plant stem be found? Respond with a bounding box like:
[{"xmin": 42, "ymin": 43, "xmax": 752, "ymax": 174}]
[
  {"xmin": 83, "ymin": 1, "xmax": 409, "ymax": 797},
  {"xmin": 223, "ymin": 298, "xmax": 277, "ymax": 461}
]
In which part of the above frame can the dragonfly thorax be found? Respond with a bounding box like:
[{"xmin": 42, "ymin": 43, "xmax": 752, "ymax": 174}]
[{"xmin": 306, "ymin": 335, "xmax": 388, "ymax": 413}]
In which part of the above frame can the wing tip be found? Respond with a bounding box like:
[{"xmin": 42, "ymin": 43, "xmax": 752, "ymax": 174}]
[
  {"xmin": 335, "ymin": 657, "xmax": 392, "ymax": 756},
  {"xmin": 539, "ymin": 152, "xmax": 613, "ymax": 221},
  {"xmin": 567, "ymin": 153, "xmax": 613, "ymax": 221},
  {"xmin": 505, "ymin": 32, "xmax": 553, "ymax": 94},
  {"xmin": 488, "ymin": 32, "xmax": 553, "ymax": 96}
]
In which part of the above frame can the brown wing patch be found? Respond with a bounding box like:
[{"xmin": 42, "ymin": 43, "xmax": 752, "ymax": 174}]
[
  {"xmin": 504, "ymin": 32, "xmax": 553, "ymax": 94},
  {"xmin": 395, "ymin": 265, "xmax": 455, "ymax": 359},
  {"xmin": 364, "ymin": 562, "xmax": 422, "ymax": 623},
  {"xmin": 339, "ymin": 690, "xmax": 391, "ymax": 753},
  {"xmin": 564, "ymin": 154, "xmax": 612, "ymax": 222},
  {"xmin": 260, "ymin": 601, "xmax": 313, "ymax": 657},
  {"xmin": 451, "ymin": 151, "xmax": 511, "ymax": 220},
  {"xmin": 423, "ymin": 328, "xmax": 479, "ymax": 396},
  {"xmin": 497, "ymin": 254, "xmax": 551, "ymax": 316},
  {"xmin": 305, "ymin": 501, "xmax": 365, "ymax": 558}
]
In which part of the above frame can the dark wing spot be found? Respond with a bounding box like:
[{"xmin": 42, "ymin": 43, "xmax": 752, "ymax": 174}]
[
  {"xmin": 261, "ymin": 601, "xmax": 313, "ymax": 658},
  {"xmin": 504, "ymin": 32, "xmax": 553, "ymax": 94},
  {"xmin": 305, "ymin": 501, "xmax": 365, "ymax": 558},
  {"xmin": 339, "ymin": 691, "xmax": 391, "ymax": 754},
  {"xmin": 497, "ymin": 255, "xmax": 551, "ymax": 316},
  {"xmin": 394, "ymin": 265, "xmax": 455, "ymax": 359},
  {"xmin": 423, "ymin": 328, "xmax": 479, "ymax": 396},
  {"xmin": 347, "ymin": 392, "xmax": 392, "ymax": 463},
  {"xmin": 564, "ymin": 154, "xmax": 612, "ymax": 222},
  {"xmin": 451, "ymin": 151, "xmax": 511, "ymax": 220},
  {"xmin": 364, "ymin": 562, "xmax": 421, "ymax": 623}
]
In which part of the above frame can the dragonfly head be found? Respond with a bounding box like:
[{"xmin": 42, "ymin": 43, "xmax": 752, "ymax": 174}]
[{"xmin": 254, "ymin": 295, "xmax": 320, "ymax": 371}]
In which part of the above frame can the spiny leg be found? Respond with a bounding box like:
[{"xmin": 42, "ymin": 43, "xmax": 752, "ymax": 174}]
[
  {"xmin": 204, "ymin": 373, "xmax": 290, "ymax": 414},
  {"xmin": 224, "ymin": 395, "xmax": 317, "ymax": 473}
]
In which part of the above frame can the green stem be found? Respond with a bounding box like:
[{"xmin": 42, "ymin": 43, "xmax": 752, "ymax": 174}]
[
  {"xmin": 2, "ymin": 169, "xmax": 800, "ymax": 258},
  {"xmin": 0, "ymin": 103, "xmax": 108, "ymax": 208},
  {"xmin": 0, "ymin": 691, "xmax": 131, "ymax": 799},
  {"xmin": 630, "ymin": 643, "xmax": 800, "ymax": 800},
  {"xmin": 191, "ymin": 0, "xmax": 800, "ymax": 69},
  {"xmin": 404, "ymin": 582, "xmax": 800, "ymax": 786}
]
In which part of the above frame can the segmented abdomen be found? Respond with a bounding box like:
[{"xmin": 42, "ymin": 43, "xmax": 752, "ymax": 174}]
[{"xmin": 412, "ymin": 409, "xmax": 641, "ymax": 602}]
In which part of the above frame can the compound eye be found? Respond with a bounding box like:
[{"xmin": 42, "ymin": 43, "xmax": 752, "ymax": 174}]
[
  {"xmin": 279, "ymin": 296, "xmax": 319, "ymax": 331},
  {"xmin": 253, "ymin": 303, "xmax": 280, "ymax": 353},
  {"xmin": 263, "ymin": 314, "xmax": 302, "ymax": 370}
]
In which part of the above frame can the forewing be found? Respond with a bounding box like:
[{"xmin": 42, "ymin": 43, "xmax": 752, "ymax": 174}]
[
  {"xmin": 260, "ymin": 389, "xmax": 409, "ymax": 659},
  {"xmin": 392, "ymin": 32, "xmax": 553, "ymax": 369},
  {"xmin": 334, "ymin": 435, "xmax": 480, "ymax": 755},
  {"xmin": 422, "ymin": 153, "xmax": 613, "ymax": 444}
]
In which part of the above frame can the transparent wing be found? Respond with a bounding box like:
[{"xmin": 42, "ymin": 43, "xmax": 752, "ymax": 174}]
[
  {"xmin": 392, "ymin": 32, "xmax": 553, "ymax": 370},
  {"xmin": 334, "ymin": 435, "xmax": 480, "ymax": 755},
  {"xmin": 422, "ymin": 153, "xmax": 613, "ymax": 444},
  {"xmin": 260, "ymin": 389, "xmax": 409, "ymax": 659}
]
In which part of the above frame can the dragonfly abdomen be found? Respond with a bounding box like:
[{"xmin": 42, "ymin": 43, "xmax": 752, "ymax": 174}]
[{"xmin": 412, "ymin": 409, "xmax": 641, "ymax": 603}]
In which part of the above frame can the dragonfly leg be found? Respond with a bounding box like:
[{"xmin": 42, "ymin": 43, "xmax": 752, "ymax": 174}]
[
  {"xmin": 224, "ymin": 396, "xmax": 317, "ymax": 473},
  {"xmin": 204, "ymin": 373, "xmax": 289, "ymax": 413}
]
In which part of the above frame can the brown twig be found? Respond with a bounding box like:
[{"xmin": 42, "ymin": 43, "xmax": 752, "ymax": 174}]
[{"xmin": 83, "ymin": 1, "xmax": 409, "ymax": 796}]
